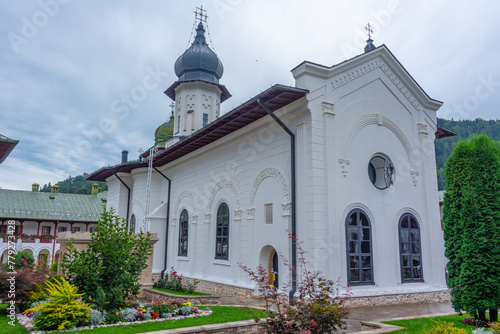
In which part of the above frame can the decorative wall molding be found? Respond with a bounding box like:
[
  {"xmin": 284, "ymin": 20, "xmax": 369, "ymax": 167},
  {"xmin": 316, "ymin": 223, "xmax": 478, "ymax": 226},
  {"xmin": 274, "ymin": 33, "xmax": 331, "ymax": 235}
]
[
  {"xmin": 247, "ymin": 208, "xmax": 255, "ymax": 221},
  {"xmin": 249, "ymin": 167, "xmax": 290, "ymax": 208},
  {"xmin": 204, "ymin": 213, "xmax": 212, "ymax": 224},
  {"xmin": 338, "ymin": 159, "xmax": 351, "ymax": 177},
  {"xmin": 174, "ymin": 190, "xmax": 197, "ymax": 219},
  {"xmin": 417, "ymin": 122, "xmax": 428, "ymax": 135},
  {"xmin": 171, "ymin": 217, "xmax": 177, "ymax": 226},
  {"xmin": 281, "ymin": 202, "xmax": 291, "ymax": 217},
  {"xmin": 234, "ymin": 209, "xmax": 243, "ymax": 221},
  {"xmin": 410, "ymin": 170, "xmax": 419, "ymax": 186},
  {"xmin": 192, "ymin": 214, "xmax": 198, "ymax": 224},
  {"xmin": 330, "ymin": 58, "xmax": 423, "ymax": 114},
  {"xmin": 341, "ymin": 114, "xmax": 417, "ymax": 169},
  {"xmin": 132, "ymin": 198, "xmax": 146, "ymax": 214},
  {"xmin": 207, "ymin": 179, "xmax": 241, "ymax": 212},
  {"xmin": 322, "ymin": 101, "xmax": 335, "ymax": 115}
]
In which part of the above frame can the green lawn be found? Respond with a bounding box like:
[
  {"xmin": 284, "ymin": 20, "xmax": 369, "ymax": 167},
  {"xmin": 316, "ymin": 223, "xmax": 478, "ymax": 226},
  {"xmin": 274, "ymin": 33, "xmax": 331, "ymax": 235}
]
[
  {"xmin": 1, "ymin": 304, "xmax": 265, "ymax": 334},
  {"xmin": 152, "ymin": 287, "xmax": 210, "ymax": 296},
  {"xmin": 383, "ymin": 313, "xmax": 482, "ymax": 333}
]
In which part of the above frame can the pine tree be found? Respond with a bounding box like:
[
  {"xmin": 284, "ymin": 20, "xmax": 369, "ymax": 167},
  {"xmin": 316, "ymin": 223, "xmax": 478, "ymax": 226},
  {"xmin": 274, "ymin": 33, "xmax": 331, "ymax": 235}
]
[{"xmin": 443, "ymin": 134, "xmax": 500, "ymax": 321}]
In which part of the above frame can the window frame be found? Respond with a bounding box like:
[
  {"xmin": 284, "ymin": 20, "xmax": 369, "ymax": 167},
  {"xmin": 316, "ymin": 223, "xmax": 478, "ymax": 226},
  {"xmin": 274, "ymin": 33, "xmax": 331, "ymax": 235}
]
[
  {"xmin": 215, "ymin": 202, "xmax": 230, "ymax": 260},
  {"xmin": 129, "ymin": 214, "xmax": 136, "ymax": 233},
  {"xmin": 41, "ymin": 226, "xmax": 51, "ymax": 236},
  {"xmin": 178, "ymin": 209, "xmax": 189, "ymax": 257},
  {"xmin": 399, "ymin": 212, "xmax": 424, "ymax": 282},
  {"xmin": 345, "ymin": 208, "xmax": 374, "ymax": 285}
]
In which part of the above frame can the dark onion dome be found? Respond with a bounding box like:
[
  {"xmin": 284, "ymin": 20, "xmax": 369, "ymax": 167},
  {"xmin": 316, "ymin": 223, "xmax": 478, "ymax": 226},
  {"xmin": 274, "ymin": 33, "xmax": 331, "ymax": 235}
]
[{"xmin": 174, "ymin": 22, "xmax": 223, "ymax": 84}]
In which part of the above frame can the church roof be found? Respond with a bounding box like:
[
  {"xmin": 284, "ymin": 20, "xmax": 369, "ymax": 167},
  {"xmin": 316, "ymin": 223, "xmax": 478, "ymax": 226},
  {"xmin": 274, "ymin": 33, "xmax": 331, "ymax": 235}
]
[
  {"xmin": 165, "ymin": 21, "xmax": 231, "ymax": 103},
  {"xmin": 0, "ymin": 134, "xmax": 19, "ymax": 164},
  {"xmin": 87, "ymin": 84, "xmax": 308, "ymax": 181},
  {"xmin": 0, "ymin": 189, "xmax": 106, "ymax": 222}
]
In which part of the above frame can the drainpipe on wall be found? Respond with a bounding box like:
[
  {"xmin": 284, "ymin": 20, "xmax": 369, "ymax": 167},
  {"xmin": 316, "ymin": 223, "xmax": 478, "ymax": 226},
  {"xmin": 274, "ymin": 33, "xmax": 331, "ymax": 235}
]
[
  {"xmin": 153, "ymin": 166, "xmax": 171, "ymax": 280},
  {"xmin": 257, "ymin": 98, "xmax": 297, "ymax": 306},
  {"xmin": 111, "ymin": 169, "xmax": 131, "ymax": 228}
]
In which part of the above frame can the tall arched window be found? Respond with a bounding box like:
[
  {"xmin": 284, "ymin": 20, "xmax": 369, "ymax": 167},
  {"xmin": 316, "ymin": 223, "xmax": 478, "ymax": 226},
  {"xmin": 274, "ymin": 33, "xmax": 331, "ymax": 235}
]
[
  {"xmin": 178, "ymin": 209, "xmax": 189, "ymax": 257},
  {"xmin": 215, "ymin": 203, "xmax": 229, "ymax": 260},
  {"xmin": 129, "ymin": 214, "xmax": 136, "ymax": 234},
  {"xmin": 399, "ymin": 213, "xmax": 423, "ymax": 282},
  {"xmin": 345, "ymin": 209, "xmax": 374, "ymax": 285}
]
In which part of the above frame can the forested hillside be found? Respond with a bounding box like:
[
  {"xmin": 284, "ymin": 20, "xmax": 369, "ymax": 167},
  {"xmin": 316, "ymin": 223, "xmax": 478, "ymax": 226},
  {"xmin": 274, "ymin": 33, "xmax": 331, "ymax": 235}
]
[
  {"xmin": 40, "ymin": 173, "xmax": 107, "ymax": 194},
  {"xmin": 436, "ymin": 118, "xmax": 500, "ymax": 190}
]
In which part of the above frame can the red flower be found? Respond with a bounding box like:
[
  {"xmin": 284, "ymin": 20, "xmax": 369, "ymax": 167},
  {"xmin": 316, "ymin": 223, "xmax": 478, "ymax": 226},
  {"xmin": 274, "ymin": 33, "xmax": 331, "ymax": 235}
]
[
  {"xmin": 172, "ymin": 271, "xmax": 177, "ymax": 275},
  {"xmin": 178, "ymin": 276, "xmax": 182, "ymax": 280}
]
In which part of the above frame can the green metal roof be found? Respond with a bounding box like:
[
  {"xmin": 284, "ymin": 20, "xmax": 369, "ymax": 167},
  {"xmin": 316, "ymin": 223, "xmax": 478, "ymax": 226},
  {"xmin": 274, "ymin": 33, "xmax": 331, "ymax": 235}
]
[{"xmin": 0, "ymin": 189, "xmax": 106, "ymax": 222}]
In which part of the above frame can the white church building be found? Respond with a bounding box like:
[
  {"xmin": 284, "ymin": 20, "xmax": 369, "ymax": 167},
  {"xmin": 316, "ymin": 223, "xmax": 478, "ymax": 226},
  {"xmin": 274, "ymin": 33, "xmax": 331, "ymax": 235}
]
[{"xmin": 88, "ymin": 15, "xmax": 452, "ymax": 303}]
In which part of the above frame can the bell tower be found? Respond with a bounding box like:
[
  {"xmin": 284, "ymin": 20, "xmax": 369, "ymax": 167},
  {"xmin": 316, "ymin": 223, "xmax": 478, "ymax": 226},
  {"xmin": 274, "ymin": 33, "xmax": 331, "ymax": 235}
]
[{"xmin": 164, "ymin": 6, "xmax": 231, "ymax": 137}]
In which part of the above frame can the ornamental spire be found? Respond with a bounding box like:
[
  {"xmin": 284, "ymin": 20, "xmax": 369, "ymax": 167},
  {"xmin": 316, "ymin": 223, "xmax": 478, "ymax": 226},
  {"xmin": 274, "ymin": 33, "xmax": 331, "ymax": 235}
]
[{"xmin": 364, "ymin": 23, "xmax": 376, "ymax": 53}]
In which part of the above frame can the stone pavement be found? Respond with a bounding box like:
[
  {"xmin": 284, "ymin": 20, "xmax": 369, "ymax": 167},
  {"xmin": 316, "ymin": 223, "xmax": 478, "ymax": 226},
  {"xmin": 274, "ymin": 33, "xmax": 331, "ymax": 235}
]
[{"xmin": 218, "ymin": 295, "xmax": 456, "ymax": 333}]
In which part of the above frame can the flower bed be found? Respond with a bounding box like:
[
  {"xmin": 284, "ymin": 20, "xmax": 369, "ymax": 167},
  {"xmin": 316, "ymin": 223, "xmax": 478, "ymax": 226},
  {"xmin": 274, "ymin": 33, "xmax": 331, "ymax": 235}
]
[{"xmin": 20, "ymin": 300, "xmax": 212, "ymax": 333}]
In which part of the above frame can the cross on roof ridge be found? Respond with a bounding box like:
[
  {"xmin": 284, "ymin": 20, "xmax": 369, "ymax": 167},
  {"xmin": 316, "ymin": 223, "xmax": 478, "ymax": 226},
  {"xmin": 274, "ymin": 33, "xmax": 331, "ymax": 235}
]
[{"xmin": 365, "ymin": 23, "xmax": 374, "ymax": 40}]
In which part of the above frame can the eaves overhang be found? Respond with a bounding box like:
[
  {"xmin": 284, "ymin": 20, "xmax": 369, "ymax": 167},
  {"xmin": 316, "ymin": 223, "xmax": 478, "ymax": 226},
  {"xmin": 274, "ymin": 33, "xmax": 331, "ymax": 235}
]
[{"xmin": 87, "ymin": 84, "xmax": 308, "ymax": 181}]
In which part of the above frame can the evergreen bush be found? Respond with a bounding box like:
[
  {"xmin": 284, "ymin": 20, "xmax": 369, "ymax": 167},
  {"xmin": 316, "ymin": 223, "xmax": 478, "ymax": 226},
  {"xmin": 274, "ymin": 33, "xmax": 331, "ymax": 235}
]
[
  {"xmin": 62, "ymin": 207, "xmax": 153, "ymax": 311},
  {"xmin": 422, "ymin": 321, "xmax": 468, "ymax": 334}
]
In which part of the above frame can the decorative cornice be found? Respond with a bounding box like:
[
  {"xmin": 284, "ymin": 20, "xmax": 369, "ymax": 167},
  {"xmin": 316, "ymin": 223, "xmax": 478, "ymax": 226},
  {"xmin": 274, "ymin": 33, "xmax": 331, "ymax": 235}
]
[{"xmin": 330, "ymin": 58, "xmax": 423, "ymax": 114}]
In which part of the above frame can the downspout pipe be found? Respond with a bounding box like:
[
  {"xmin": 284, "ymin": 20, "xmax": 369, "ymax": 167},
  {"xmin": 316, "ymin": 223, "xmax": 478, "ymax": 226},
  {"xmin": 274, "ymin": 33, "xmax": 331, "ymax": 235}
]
[
  {"xmin": 154, "ymin": 166, "xmax": 171, "ymax": 280},
  {"xmin": 257, "ymin": 98, "xmax": 297, "ymax": 306},
  {"xmin": 111, "ymin": 169, "xmax": 131, "ymax": 229}
]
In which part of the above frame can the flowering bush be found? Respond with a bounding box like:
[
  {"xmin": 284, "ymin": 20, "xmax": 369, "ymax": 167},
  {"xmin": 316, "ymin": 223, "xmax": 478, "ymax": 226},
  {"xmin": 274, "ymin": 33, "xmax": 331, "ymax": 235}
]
[
  {"xmin": 153, "ymin": 267, "xmax": 200, "ymax": 294},
  {"xmin": 464, "ymin": 317, "xmax": 490, "ymax": 328},
  {"xmin": 239, "ymin": 232, "xmax": 350, "ymax": 334},
  {"xmin": 0, "ymin": 266, "xmax": 49, "ymax": 311}
]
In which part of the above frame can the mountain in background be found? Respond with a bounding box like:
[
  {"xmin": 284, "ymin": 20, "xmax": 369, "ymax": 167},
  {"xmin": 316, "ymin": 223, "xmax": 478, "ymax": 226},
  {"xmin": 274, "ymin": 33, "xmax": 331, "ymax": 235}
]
[
  {"xmin": 40, "ymin": 173, "xmax": 108, "ymax": 195},
  {"xmin": 436, "ymin": 118, "xmax": 500, "ymax": 190}
]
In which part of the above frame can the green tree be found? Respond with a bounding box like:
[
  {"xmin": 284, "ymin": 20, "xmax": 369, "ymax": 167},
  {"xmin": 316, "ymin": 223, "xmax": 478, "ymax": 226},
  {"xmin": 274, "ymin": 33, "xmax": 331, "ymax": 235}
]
[
  {"xmin": 62, "ymin": 208, "xmax": 152, "ymax": 311},
  {"xmin": 443, "ymin": 134, "xmax": 500, "ymax": 322}
]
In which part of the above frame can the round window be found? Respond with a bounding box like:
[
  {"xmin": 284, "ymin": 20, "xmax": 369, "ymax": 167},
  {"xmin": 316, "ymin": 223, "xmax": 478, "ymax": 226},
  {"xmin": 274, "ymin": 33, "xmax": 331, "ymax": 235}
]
[{"xmin": 368, "ymin": 154, "xmax": 394, "ymax": 189}]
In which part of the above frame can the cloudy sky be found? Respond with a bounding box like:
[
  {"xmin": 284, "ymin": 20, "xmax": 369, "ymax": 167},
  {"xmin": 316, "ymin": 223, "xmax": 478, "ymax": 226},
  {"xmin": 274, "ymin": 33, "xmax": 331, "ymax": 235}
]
[{"xmin": 0, "ymin": 0, "xmax": 499, "ymax": 190}]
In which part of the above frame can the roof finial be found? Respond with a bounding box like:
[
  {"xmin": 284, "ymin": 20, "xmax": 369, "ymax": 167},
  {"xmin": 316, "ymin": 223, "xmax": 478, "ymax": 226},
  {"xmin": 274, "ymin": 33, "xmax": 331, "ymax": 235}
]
[
  {"xmin": 364, "ymin": 23, "xmax": 376, "ymax": 53},
  {"xmin": 169, "ymin": 102, "xmax": 175, "ymax": 117},
  {"xmin": 194, "ymin": 5, "xmax": 208, "ymax": 23}
]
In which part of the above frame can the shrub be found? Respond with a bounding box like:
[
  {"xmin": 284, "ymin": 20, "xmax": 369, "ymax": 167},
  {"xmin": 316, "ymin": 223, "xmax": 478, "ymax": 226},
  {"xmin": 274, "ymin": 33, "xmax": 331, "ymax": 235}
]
[
  {"xmin": 0, "ymin": 267, "xmax": 48, "ymax": 311},
  {"xmin": 464, "ymin": 317, "xmax": 490, "ymax": 328},
  {"xmin": 25, "ymin": 277, "xmax": 91, "ymax": 331},
  {"xmin": 178, "ymin": 304, "xmax": 193, "ymax": 316},
  {"xmin": 119, "ymin": 308, "xmax": 138, "ymax": 322},
  {"xmin": 13, "ymin": 250, "xmax": 35, "ymax": 270},
  {"xmin": 490, "ymin": 322, "xmax": 500, "ymax": 334},
  {"xmin": 62, "ymin": 208, "xmax": 153, "ymax": 311},
  {"xmin": 105, "ymin": 311, "xmax": 123, "ymax": 324},
  {"xmin": 239, "ymin": 232, "xmax": 350, "ymax": 334},
  {"xmin": 423, "ymin": 321, "xmax": 468, "ymax": 334},
  {"xmin": 88, "ymin": 309, "xmax": 107, "ymax": 326}
]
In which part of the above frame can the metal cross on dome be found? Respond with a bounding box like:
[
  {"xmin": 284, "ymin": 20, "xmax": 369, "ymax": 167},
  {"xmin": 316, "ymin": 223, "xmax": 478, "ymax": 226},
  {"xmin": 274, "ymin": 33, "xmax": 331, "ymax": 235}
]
[
  {"xmin": 365, "ymin": 23, "xmax": 374, "ymax": 39},
  {"xmin": 194, "ymin": 5, "xmax": 208, "ymax": 23}
]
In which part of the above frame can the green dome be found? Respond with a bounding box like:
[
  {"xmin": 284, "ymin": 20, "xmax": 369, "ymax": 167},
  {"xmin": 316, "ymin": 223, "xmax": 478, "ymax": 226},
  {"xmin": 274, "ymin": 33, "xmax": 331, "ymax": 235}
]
[{"xmin": 154, "ymin": 113, "xmax": 174, "ymax": 146}]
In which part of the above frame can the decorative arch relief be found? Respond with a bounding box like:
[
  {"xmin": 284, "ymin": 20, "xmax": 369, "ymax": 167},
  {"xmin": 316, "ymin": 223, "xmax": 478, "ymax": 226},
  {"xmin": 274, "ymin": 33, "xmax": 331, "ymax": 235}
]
[
  {"xmin": 207, "ymin": 179, "xmax": 241, "ymax": 212},
  {"xmin": 249, "ymin": 167, "xmax": 290, "ymax": 208},
  {"xmin": 341, "ymin": 114, "xmax": 417, "ymax": 170},
  {"xmin": 174, "ymin": 190, "xmax": 197, "ymax": 218}
]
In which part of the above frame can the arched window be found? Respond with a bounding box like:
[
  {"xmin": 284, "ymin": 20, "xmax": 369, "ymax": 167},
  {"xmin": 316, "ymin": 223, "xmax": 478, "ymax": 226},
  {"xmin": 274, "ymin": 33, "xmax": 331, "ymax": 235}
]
[
  {"xmin": 345, "ymin": 209, "xmax": 374, "ymax": 285},
  {"xmin": 129, "ymin": 214, "xmax": 136, "ymax": 234},
  {"xmin": 215, "ymin": 203, "xmax": 229, "ymax": 260},
  {"xmin": 178, "ymin": 209, "xmax": 189, "ymax": 257},
  {"xmin": 399, "ymin": 213, "xmax": 423, "ymax": 282}
]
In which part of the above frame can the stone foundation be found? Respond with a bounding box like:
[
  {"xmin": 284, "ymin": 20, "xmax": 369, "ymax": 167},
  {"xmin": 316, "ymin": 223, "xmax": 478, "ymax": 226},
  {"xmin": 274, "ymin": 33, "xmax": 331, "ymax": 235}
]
[
  {"xmin": 180, "ymin": 277, "xmax": 254, "ymax": 298},
  {"xmin": 143, "ymin": 288, "xmax": 221, "ymax": 305},
  {"xmin": 346, "ymin": 290, "xmax": 451, "ymax": 307}
]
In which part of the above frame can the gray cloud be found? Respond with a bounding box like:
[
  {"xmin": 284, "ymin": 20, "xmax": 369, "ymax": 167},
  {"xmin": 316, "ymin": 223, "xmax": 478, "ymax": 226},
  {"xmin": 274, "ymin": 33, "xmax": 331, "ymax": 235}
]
[{"xmin": 1, "ymin": 0, "xmax": 499, "ymax": 190}]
